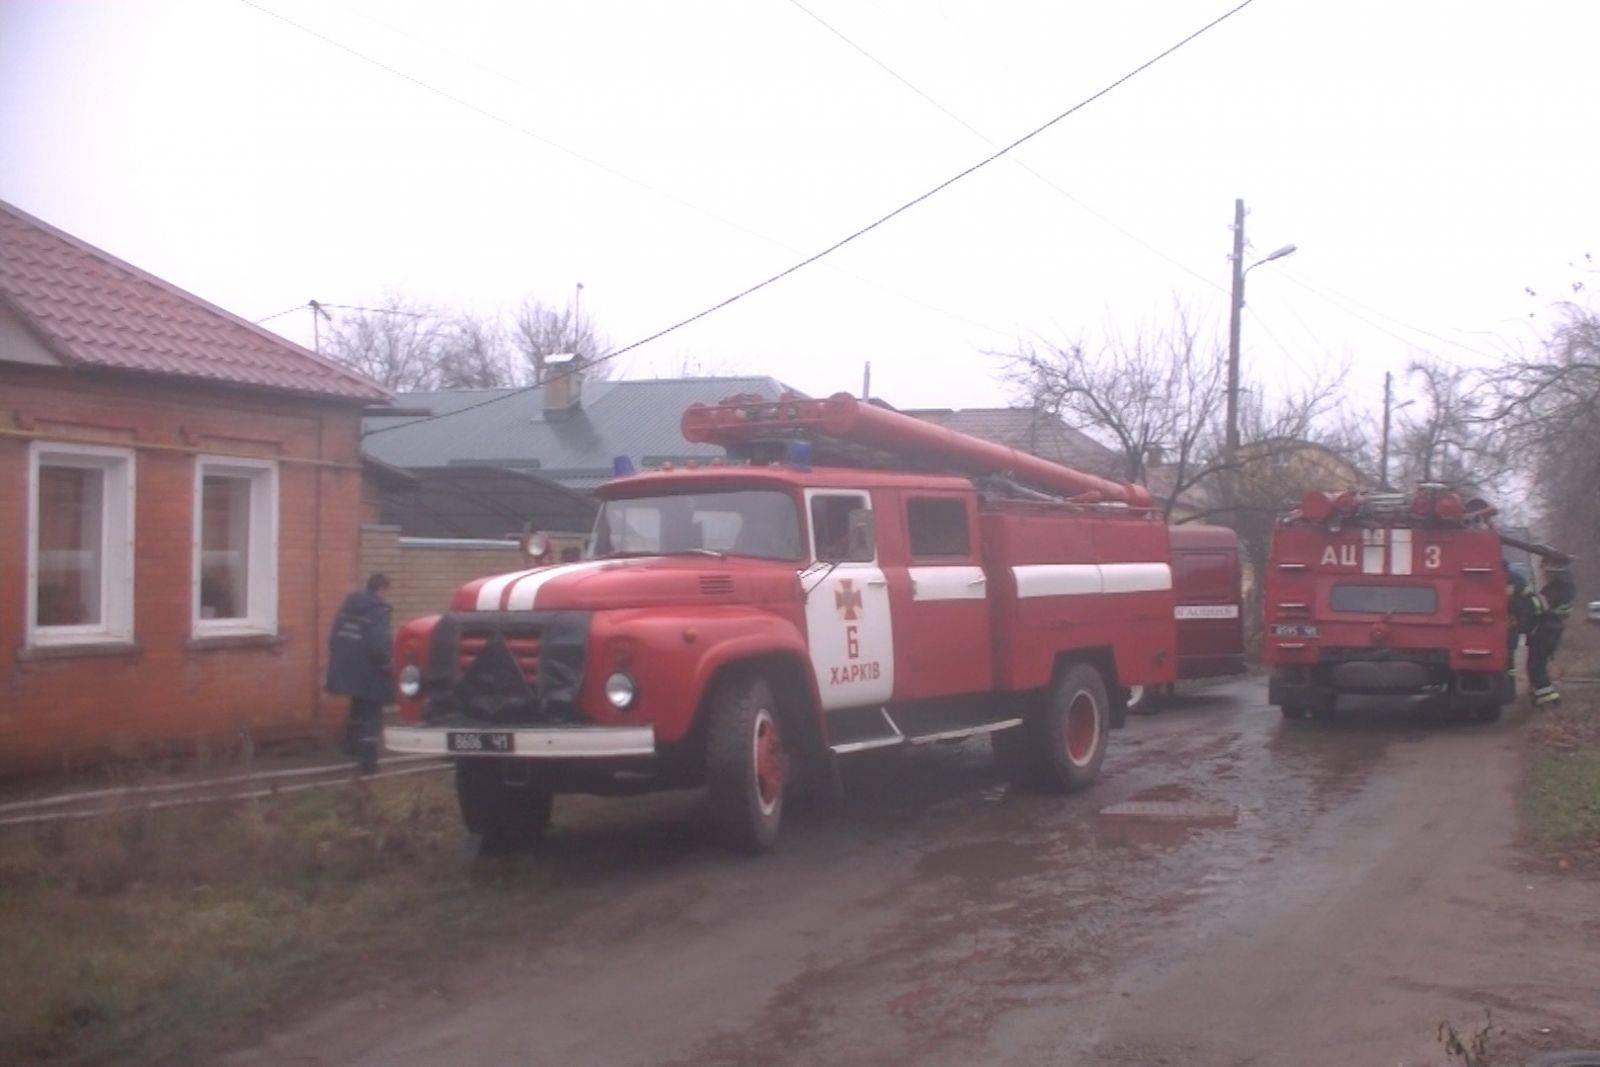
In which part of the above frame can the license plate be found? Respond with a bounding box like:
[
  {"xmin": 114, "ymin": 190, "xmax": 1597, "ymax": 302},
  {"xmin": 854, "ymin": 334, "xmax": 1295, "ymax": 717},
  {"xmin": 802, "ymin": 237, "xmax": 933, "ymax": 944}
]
[
  {"xmin": 447, "ymin": 730, "xmax": 515, "ymax": 753},
  {"xmin": 1271, "ymin": 624, "xmax": 1320, "ymax": 638}
]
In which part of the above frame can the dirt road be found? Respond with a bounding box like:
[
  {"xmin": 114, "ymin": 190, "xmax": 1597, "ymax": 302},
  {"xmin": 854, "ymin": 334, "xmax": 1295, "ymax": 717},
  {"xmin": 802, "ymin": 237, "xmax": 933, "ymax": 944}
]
[{"xmin": 224, "ymin": 679, "xmax": 1600, "ymax": 1067}]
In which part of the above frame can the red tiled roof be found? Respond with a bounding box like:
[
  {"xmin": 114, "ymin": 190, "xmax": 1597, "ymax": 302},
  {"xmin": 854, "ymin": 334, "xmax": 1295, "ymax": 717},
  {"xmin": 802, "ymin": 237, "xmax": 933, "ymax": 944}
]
[{"xmin": 0, "ymin": 199, "xmax": 389, "ymax": 404}]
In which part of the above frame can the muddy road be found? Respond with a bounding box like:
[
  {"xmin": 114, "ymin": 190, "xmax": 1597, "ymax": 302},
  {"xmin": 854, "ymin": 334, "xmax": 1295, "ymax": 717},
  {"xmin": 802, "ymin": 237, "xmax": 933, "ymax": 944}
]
[{"xmin": 226, "ymin": 679, "xmax": 1600, "ymax": 1066}]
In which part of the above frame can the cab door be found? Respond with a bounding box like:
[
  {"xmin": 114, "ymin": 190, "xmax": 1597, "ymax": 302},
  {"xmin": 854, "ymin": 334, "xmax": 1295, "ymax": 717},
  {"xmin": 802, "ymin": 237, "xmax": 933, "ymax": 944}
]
[
  {"xmin": 897, "ymin": 493, "xmax": 991, "ymax": 699},
  {"xmin": 803, "ymin": 489, "xmax": 895, "ymax": 710}
]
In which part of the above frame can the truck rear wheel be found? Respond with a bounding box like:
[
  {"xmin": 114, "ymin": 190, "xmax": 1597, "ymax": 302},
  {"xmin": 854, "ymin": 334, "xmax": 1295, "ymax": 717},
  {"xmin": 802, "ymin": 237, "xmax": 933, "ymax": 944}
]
[
  {"xmin": 455, "ymin": 760, "xmax": 553, "ymax": 853},
  {"xmin": 706, "ymin": 674, "xmax": 786, "ymax": 852},
  {"xmin": 1043, "ymin": 663, "xmax": 1110, "ymax": 791}
]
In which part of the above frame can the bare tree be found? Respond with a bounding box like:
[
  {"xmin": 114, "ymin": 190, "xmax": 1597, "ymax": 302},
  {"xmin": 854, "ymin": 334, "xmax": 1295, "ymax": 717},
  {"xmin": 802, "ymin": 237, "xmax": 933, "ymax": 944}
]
[
  {"xmin": 1486, "ymin": 299, "xmax": 1600, "ymax": 589},
  {"xmin": 1389, "ymin": 358, "xmax": 1510, "ymax": 495},
  {"xmin": 435, "ymin": 314, "xmax": 516, "ymax": 390},
  {"xmin": 1000, "ymin": 305, "xmax": 1349, "ymax": 520},
  {"xmin": 511, "ymin": 298, "xmax": 613, "ymax": 384},
  {"xmin": 320, "ymin": 294, "xmax": 448, "ymax": 392}
]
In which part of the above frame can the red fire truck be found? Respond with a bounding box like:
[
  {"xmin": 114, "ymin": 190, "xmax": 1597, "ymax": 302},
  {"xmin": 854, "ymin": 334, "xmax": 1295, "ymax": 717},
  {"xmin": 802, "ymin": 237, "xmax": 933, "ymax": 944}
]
[
  {"xmin": 385, "ymin": 392, "xmax": 1180, "ymax": 851},
  {"xmin": 1127, "ymin": 524, "xmax": 1246, "ymax": 711},
  {"xmin": 1264, "ymin": 485, "xmax": 1514, "ymax": 721}
]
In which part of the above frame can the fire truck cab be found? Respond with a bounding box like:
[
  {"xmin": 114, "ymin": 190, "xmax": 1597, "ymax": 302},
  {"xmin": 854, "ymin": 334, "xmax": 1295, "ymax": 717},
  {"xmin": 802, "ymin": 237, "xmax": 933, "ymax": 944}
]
[
  {"xmin": 385, "ymin": 392, "xmax": 1179, "ymax": 851},
  {"xmin": 1264, "ymin": 485, "xmax": 1514, "ymax": 721}
]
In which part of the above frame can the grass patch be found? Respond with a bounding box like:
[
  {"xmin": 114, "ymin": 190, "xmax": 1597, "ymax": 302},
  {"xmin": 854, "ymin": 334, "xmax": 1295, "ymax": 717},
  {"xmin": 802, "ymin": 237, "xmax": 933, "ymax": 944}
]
[
  {"xmin": 0, "ymin": 771, "xmax": 534, "ymax": 1066},
  {"xmin": 1522, "ymin": 662, "xmax": 1600, "ymax": 869},
  {"xmin": 1525, "ymin": 748, "xmax": 1600, "ymax": 845}
]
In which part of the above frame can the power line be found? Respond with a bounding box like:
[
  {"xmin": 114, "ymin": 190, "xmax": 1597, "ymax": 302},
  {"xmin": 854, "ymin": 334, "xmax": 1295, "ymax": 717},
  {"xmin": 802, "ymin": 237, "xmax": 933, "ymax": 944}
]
[
  {"xmin": 236, "ymin": 0, "xmax": 1017, "ymax": 341},
  {"xmin": 253, "ymin": 303, "xmax": 307, "ymax": 325},
  {"xmin": 1243, "ymin": 304, "xmax": 1313, "ymax": 380},
  {"xmin": 365, "ymin": 0, "xmax": 1260, "ymax": 438},
  {"xmin": 235, "ymin": 0, "xmax": 792, "ymax": 256},
  {"xmin": 1276, "ymin": 271, "xmax": 1500, "ymax": 361},
  {"xmin": 784, "ymin": 0, "xmax": 1228, "ymax": 295}
]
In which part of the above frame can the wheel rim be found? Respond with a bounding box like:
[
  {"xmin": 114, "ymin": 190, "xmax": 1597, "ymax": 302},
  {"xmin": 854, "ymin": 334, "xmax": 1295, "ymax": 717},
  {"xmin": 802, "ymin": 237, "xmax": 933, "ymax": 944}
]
[
  {"xmin": 753, "ymin": 709, "xmax": 785, "ymax": 815},
  {"xmin": 1065, "ymin": 690, "xmax": 1099, "ymax": 766}
]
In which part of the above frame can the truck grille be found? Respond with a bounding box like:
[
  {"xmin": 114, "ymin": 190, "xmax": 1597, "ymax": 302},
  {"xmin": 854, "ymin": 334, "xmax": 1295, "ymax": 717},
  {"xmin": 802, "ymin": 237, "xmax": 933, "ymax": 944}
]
[{"xmin": 458, "ymin": 628, "xmax": 541, "ymax": 690}]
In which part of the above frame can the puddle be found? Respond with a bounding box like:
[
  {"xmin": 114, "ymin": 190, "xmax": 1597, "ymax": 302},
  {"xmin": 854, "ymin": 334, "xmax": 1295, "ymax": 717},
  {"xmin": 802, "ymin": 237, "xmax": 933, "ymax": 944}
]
[
  {"xmin": 915, "ymin": 839, "xmax": 1050, "ymax": 880},
  {"xmin": 1126, "ymin": 783, "xmax": 1199, "ymax": 804},
  {"xmin": 1096, "ymin": 799, "xmax": 1238, "ymax": 848}
]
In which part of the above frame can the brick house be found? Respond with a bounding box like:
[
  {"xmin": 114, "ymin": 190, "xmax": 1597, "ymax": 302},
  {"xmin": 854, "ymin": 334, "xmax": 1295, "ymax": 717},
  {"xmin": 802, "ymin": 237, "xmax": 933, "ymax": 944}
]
[{"xmin": 0, "ymin": 200, "xmax": 390, "ymax": 776}]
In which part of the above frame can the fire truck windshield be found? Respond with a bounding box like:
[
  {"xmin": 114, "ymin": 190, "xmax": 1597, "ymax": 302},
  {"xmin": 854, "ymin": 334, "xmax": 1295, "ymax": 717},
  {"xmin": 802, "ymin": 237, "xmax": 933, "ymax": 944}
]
[
  {"xmin": 1329, "ymin": 583, "xmax": 1439, "ymax": 615},
  {"xmin": 593, "ymin": 489, "xmax": 802, "ymax": 561}
]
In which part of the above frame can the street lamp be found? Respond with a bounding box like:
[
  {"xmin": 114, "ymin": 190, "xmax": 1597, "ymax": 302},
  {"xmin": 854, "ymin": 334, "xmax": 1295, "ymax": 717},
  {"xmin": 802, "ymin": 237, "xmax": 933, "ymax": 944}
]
[{"xmin": 1225, "ymin": 197, "xmax": 1297, "ymax": 455}]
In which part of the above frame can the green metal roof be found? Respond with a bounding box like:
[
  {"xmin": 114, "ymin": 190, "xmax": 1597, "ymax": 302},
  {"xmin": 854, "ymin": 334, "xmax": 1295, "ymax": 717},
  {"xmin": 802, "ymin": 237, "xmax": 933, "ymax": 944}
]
[{"xmin": 362, "ymin": 377, "xmax": 796, "ymax": 492}]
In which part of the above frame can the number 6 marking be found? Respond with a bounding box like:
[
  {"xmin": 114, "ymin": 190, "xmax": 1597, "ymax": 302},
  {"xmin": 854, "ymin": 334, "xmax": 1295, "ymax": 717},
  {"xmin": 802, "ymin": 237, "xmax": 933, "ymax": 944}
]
[{"xmin": 1424, "ymin": 545, "xmax": 1441, "ymax": 569}]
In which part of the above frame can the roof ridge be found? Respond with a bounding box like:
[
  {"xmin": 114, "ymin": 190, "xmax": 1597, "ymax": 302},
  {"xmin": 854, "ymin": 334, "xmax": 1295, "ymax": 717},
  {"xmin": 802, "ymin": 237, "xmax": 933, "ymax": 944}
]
[{"xmin": 0, "ymin": 197, "xmax": 390, "ymax": 403}]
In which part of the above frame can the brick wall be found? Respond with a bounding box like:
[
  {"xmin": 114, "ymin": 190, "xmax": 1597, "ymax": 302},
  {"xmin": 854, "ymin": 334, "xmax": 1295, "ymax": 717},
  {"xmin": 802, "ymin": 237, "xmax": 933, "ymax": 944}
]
[
  {"xmin": 360, "ymin": 526, "xmax": 527, "ymax": 621},
  {"xmin": 0, "ymin": 366, "xmax": 366, "ymax": 776}
]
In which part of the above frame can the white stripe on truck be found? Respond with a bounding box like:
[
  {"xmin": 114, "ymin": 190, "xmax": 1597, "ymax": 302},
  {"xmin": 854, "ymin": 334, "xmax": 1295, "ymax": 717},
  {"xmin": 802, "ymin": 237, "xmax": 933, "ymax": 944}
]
[
  {"xmin": 1013, "ymin": 562, "xmax": 1172, "ymax": 599},
  {"xmin": 909, "ymin": 565, "xmax": 989, "ymax": 601}
]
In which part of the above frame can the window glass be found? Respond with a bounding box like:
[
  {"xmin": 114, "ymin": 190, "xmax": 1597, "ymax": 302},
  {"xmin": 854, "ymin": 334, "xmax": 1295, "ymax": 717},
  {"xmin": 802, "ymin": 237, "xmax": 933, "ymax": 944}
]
[
  {"xmin": 1330, "ymin": 583, "xmax": 1438, "ymax": 615},
  {"xmin": 194, "ymin": 459, "xmax": 278, "ymax": 634},
  {"xmin": 1176, "ymin": 551, "xmax": 1233, "ymax": 600},
  {"xmin": 593, "ymin": 489, "xmax": 801, "ymax": 561},
  {"xmin": 907, "ymin": 497, "xmax": 971, "ymax": 558},
  {"xmin": 36, "ymin": 465, "xmax": 104, "ymax": 627},
  {"xmin": 811, "ymin": 493, "xmax": 871, "ymax": 562},
  {"xmin": 200, "ymin": 475, "xmax": 252, "ymax": 620}
]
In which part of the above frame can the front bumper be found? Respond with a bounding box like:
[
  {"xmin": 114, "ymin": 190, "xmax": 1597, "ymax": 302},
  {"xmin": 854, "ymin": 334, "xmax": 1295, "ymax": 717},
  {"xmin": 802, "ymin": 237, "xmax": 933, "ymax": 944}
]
[{"xmin": 385, "ymin": 724, "xmax": 656, "ymax": 759}]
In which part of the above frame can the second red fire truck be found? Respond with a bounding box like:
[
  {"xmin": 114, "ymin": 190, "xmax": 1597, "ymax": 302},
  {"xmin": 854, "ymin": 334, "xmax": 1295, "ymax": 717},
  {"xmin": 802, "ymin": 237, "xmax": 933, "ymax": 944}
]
[
  {"xmin": 1264, "ymin": 485, "xmax": 1515, "ymax": 721},
  {"xmin": 386, "ymin": 392, "xmax": 1195, "ymax": 850}
]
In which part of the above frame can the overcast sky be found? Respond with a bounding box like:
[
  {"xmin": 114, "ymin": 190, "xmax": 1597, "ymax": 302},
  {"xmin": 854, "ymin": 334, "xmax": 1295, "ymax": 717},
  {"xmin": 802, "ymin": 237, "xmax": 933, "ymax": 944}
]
[{"xmin": 3, "ymin": 0, "xmax": 1596, "ymax": 417}]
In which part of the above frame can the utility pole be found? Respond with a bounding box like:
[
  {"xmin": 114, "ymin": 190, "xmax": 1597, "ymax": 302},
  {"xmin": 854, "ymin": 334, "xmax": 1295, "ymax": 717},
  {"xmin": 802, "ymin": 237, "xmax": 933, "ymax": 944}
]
[
  {"xmin": 1379, "ymin": 370, "xmax": 1393, "ymax": 489},
  {"xmin": 1225, "ymin": 198, "xmax": 1246, "ymax": 457},
  {"xmin": 308, "ymin": 299, "xmax": 332, "ymax": 355}
]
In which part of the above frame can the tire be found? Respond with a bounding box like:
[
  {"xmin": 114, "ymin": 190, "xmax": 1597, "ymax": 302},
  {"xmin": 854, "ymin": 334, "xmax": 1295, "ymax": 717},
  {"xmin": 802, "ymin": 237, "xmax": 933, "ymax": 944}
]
[
  {"xmin": 454, "ymin": 759, "xmax": 553, "ymax": 853},
  {"xmin": 992, "ymin": 723, "xmax": 1048, "ymax": 788},
  {"xmin": 705, "ymin": 674, "xmax": 786, "ymax": 852},
  {"xmin": 1040, "ymin": 663, "xmax": 1110, "ymax": 792}
]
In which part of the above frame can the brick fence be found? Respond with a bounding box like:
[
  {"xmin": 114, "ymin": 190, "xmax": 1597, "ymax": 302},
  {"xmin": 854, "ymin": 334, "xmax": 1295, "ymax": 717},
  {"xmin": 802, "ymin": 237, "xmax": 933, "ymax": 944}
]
[{"xmin": 359, "ymin": 525, "xmax": 586, "ymax": 621}]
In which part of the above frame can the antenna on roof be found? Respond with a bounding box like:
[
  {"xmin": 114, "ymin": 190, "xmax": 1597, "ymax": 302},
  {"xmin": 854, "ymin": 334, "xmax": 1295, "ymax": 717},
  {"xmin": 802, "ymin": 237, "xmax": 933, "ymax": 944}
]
[{"xmin": 308, "ymin": 299, "xmax": 333, "ymax": 354}]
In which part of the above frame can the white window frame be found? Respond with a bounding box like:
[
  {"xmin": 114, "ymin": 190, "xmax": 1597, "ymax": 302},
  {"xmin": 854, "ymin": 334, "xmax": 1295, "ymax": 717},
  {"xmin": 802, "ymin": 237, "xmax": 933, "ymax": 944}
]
[
  {"xmin": 26, "ymin": 442, "xmax": 136, "ymax": 648},
  {"xmin": 192, "ymin": 456, "xmax": 279, "ymax": 637}
]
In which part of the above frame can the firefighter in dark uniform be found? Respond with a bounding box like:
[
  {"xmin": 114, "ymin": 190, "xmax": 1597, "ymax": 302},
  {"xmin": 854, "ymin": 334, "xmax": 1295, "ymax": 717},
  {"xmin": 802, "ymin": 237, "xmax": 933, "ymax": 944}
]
[
  {"xmin": 1505, "ymin": 561, "xmax": 1530, "ymax": 679},
  {"xmin": 326, "ymin": 573, "xmax": 394, "ymax": 772},
  {"xmin": 1526, "ymin": 558, "xmax": 1575, "ymax": 705}
]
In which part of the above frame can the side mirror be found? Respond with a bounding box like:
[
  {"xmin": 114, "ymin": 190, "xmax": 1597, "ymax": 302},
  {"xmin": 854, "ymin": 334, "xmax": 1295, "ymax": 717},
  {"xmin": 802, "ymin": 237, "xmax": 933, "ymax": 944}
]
[{"xmin": 846, "ymin": 509, "xmax": 876, "ymax": 562}]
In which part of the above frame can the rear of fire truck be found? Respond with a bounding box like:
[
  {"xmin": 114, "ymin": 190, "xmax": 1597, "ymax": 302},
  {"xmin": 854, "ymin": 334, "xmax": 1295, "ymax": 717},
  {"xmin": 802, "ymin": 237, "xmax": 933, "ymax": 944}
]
[{"xmin": 1264, "ymin": 486, "xmax": 1514, "ymax": 721}]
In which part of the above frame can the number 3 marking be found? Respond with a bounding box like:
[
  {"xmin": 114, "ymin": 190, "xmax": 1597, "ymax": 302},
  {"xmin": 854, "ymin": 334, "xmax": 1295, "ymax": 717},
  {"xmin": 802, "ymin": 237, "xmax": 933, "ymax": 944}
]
[{"xmin": 1424, "ymin": 545, "xmax": 1441, "ymax": 569}]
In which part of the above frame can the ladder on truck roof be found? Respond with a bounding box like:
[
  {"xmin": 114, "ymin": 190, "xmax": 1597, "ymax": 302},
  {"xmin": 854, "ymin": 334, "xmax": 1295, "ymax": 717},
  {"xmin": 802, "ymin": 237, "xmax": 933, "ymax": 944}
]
[{"xmin": 680, "ymin": 391, "xmax": 1154, "ymax": 507}]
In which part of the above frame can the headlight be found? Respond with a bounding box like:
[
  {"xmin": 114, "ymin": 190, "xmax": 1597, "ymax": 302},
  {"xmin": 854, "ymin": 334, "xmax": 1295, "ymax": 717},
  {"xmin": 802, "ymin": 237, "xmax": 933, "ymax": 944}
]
[
  {"xmin": 398, "ymin": 664, "xmax": 422, "ymax": 699},
  {"xmin": 604, "ymin": 671, "xmax": 637, "ymax": 709}
]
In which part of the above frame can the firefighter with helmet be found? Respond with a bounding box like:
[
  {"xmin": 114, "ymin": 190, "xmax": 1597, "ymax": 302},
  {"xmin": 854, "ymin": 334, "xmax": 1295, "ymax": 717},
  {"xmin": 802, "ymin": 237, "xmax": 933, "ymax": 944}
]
[{"xmin": 1526, "ymin": 556, "xmax": 1576, "ymax": 705}]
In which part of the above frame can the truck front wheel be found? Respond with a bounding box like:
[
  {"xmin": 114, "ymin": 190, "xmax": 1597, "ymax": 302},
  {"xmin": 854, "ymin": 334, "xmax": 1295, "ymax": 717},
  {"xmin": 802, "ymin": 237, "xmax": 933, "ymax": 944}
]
[
  {"xmin": 455, "ymin": 759, "xmax": 553, "ymax": 853},
  {"xmin": 1043, "ymin": 663, "xmax": 1110, "ymax": 791},
  {"xmin": 706, "ymin": 674, "xmax": 786, "ymax": 852}
]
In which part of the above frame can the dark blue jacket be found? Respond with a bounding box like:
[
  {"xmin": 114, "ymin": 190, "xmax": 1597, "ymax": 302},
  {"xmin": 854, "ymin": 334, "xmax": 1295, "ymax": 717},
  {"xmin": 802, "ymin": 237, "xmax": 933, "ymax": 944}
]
[{"xmin": 325, "ymin": 590, "xmax": 394, "ymax": 703}]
